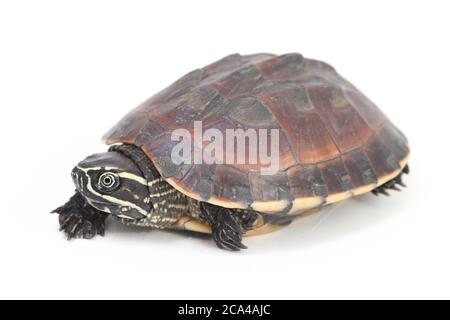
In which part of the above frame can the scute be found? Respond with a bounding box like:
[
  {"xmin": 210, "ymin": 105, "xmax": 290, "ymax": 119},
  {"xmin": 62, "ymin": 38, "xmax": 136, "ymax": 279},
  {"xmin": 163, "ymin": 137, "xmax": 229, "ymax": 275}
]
[
  {"xmin": 227, "ymin": 96, "xmax": 277, "ymax": 127},
  {"xmin": 104, "ymin": 53, "xmax": 410, "ymax": 214}
]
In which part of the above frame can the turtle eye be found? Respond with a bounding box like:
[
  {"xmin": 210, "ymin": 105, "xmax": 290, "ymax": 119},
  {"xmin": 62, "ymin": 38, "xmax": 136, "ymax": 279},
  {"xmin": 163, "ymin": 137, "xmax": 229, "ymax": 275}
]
[{"xmin": 98, "ymin": 172, "xmax": 120, "ymax": 192}]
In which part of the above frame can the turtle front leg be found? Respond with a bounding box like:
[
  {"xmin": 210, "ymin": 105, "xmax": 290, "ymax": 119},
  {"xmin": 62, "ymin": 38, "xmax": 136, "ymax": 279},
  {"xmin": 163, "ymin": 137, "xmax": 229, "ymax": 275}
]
[
  {"xmin": 200, "ymin": 202, "xmax": 248, "ymax": 251},
  {"xmin": 52, "ymin": 191, "xmax": 108, "ymax": 239}
]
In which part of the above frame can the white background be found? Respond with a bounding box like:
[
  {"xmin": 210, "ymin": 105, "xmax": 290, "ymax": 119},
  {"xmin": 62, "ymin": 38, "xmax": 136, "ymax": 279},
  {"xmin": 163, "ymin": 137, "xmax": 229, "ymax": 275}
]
[{"xmin": 0, "ymin": 0, "xmax": 449, "ymax": 300}]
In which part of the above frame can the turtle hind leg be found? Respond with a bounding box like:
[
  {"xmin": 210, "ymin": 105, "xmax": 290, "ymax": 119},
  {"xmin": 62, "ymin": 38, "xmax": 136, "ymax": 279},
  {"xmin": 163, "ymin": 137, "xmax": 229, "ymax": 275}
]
[
  {"xmin": 52, "ymin": 191, "xmax": 108, "ymax": 239},
  {"xmin": 372, "ymin": 164, "xmax": 410, "ymax": 197},
  {"xmin": 200, "ymin": 202, "xmax": 249, "ymax": 251}
]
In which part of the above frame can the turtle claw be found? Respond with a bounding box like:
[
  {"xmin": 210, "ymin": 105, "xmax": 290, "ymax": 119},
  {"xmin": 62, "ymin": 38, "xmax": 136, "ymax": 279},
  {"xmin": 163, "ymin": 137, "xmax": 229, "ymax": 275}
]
[
  {"xmin": 201, "ymin": 203, "xmax": 248, "ymax": 251},
  {"xmin": 213, "ymin": 221, "xmax": 247, "ymax": 251},
  {"xmin": 53, "ymin": 192, "xmax": 108, "ymax": 240},
  {"xmin": 403, "ymin": 165, "xmax": 410, "ymax": 175},
  {"xmin": 58, "ymin": 212, "xmax": 105, "ymax": 240},
  {"xmin": 371, "ymin": 165, "xmax": 409, "ymax": 197},
  {"xmin": 396, "ymin": 180, "xmax": 406, "ymax": 188}
]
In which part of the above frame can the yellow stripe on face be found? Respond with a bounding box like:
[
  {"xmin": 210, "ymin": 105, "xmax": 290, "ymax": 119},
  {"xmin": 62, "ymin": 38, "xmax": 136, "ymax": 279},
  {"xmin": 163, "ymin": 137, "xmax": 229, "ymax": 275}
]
[
  {"xmin": 118, "ymin": 172, "xmax": 148, "ymax": 186},
  {"xmin": 148, "ymin": 188, "xmax": 177, "ymax": 198},
  {"xmin": 148, "ymin": 178, "xmax": 163, "ymax": 187},
  {"xmin": 117, "ymin": 214, "xmax": 135, "ymax": 220},
  {"xmin": 76, "ymin": 166, "xmax": 149, "ymax": 217},
  {"xmin": 80, "ymin": 166, "xmax": 149, "ymax": 186}
]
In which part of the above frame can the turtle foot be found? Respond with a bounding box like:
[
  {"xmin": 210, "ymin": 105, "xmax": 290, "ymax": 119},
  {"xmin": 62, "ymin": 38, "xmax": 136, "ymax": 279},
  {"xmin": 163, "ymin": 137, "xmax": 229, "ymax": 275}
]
[
  {"xmin": 200, "ymin": 203, "xmax": 247, "ymax": 251},
  {"xmin": 52, "ymin": 192, "xmax": 108, "ymax": 239},
  {"xmin": 372, "ymin": 165, "xmax": 409, "ymax": 197}
]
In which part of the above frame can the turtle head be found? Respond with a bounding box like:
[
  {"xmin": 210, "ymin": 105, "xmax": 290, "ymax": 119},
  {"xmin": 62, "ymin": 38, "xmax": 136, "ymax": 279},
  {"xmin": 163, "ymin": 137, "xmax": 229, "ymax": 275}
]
[{"xmin": 71, "ymin": 151, "xmax": 152, "ymax": 221}]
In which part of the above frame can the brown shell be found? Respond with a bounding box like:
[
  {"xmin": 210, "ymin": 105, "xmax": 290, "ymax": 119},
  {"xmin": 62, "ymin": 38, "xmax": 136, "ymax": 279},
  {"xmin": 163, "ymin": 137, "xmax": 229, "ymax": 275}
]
[{"xmin": 103, "ymin": 53, "xmax": 409, "ymax": 214}]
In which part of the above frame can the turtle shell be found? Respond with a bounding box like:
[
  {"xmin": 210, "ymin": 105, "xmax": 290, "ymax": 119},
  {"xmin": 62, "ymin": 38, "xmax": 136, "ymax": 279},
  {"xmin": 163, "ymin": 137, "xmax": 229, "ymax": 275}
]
[{"xmin": 103, "ymin": 53, "xmax": 409, "ymax": 215}]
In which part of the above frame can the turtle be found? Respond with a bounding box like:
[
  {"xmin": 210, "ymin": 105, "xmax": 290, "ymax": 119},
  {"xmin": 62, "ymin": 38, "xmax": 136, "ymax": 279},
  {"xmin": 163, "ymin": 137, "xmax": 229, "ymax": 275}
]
[{"xmin": 53, "ymin": 53, "xmax": 410, "ymax": 251}]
